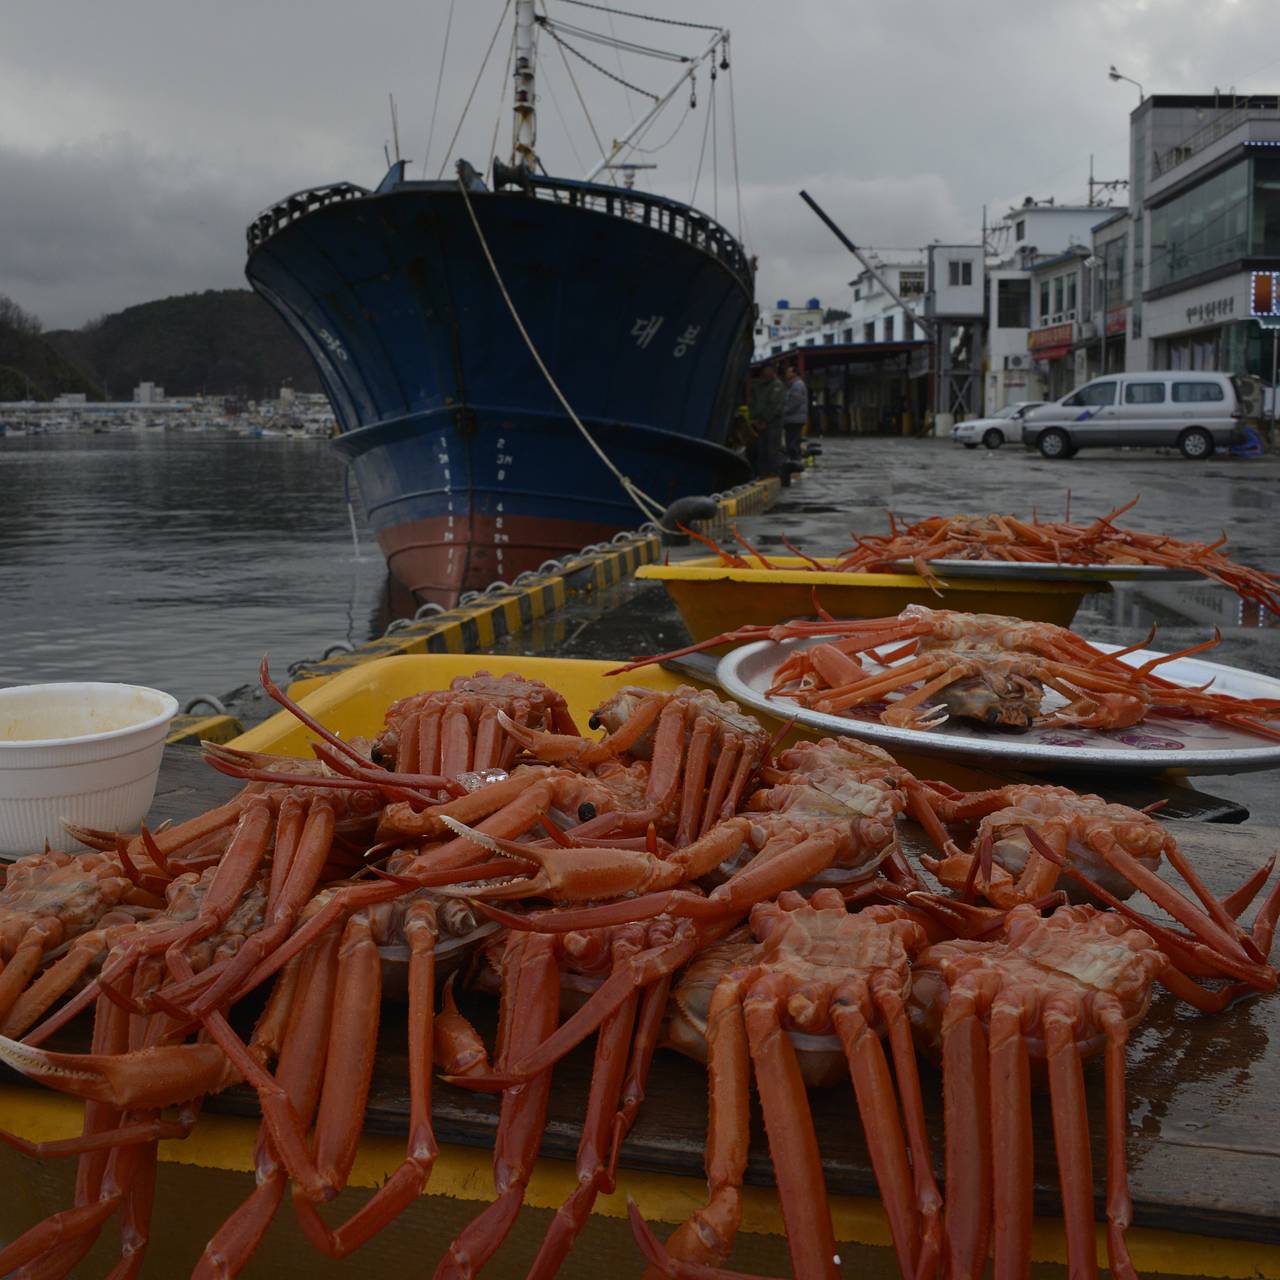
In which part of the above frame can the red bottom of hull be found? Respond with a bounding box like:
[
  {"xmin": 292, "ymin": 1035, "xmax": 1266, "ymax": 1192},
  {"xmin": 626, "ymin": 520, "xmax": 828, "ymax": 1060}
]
[{"xmin": 378, "ymin": 513, "xmax": 627, "ymax": 606}]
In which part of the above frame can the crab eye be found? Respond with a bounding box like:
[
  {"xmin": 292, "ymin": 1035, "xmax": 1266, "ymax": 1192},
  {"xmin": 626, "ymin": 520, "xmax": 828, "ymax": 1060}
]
[
  {"xmin": 578, "ymin": 803, "xmax": 597, "ymax": 822},
  {"xmin": 588, "ymin": 715, "xmax": 601, "ymax": 730}
]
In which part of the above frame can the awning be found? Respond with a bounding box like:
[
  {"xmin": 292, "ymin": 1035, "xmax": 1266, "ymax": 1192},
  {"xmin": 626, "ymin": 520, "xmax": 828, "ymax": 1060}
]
[{"xmin": 1034, "ymin": 345, "xmax": 1072, "ymax": 362}]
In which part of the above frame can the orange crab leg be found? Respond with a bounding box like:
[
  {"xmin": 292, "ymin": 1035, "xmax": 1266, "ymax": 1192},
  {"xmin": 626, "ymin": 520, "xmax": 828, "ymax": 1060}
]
[
  {"xmin": 699, "ymin": 740, "xmax": 741, "ymax": 837},
  {"xmin": 293, "ymin": 900, "xmax": 441, "ymax": 1257},
  {"xmin": 873, "ymin": 975, "xmax": 943, "ymax": 1280},
  {"xmin": 194, "ymin": 930, "xmax": 339, "ymax": 1279},
  {"xmin": 1044, "ymin": 997, "xmax": 1099, "ymax": 1280},
  {"xmin": 174, "ymin": 798, "xmax": 338, "ymax": 1016},
  {"xmin": 1020, "ymin": 826, "xmax": 1257, "ymax": 967},
  {"xmin": 1098, "ymin": 1003, "xmax": 1138, "ymax": 1280},
  {"xmin": 941, "ymin": 989, "xmax": 993, "ymax": 1280},
  {"xmin": 658, "ymin": 975, "xmax": 752, "ymax": 1270},
  {"xmin": 675, "ymin": 716, "xmax": 715, "ymax": 846},
  {"xmin": 434, "ymin": 931, "xmax": 561, "ymax": 1280},
  {"xmin": 989, "ymin": 995, "xmax": 1034, "ymax": 1280},
  {"xmin": 832, "ymin": 1000, "xmax": 920, "ymax": 1280},
  {"xmin": 526, "ymin": 985, "xmax": 641, "ymax": 1280},
  {"xmin": 743, "ymin": 988, "xmax": 841, "ymax": 1279}
]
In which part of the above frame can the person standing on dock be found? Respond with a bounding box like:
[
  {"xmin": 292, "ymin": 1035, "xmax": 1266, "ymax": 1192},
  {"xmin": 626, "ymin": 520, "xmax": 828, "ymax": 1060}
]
[
  {"xmin": 782, "ymin": 364, "xmax": 809, "ymax": 460},
  {"xmin": 749, "ymin": 363, "xmax": 786, "ymax": 482}
]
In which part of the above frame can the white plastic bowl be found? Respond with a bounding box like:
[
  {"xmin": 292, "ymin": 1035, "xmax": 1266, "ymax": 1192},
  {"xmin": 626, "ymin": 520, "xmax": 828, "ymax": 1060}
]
[{"xmin": 0, "ymin": 682, "xmax": 179, "ymax": 857}]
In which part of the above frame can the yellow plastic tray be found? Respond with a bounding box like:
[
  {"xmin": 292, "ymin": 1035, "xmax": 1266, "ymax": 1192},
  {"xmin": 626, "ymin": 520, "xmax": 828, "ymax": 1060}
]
[
  {"xmin": 637, "ymin": 555, "xmax": 1104, "ymax": 642},
  {"xmin": 232, "ymin": 655, "xmax": 695, "ymax": 757}
]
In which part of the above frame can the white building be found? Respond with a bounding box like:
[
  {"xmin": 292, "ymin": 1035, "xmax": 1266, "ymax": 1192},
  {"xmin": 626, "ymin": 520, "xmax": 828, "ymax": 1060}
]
[
  {"xmin": 753, "ymin": 298, "xmax": 826, "ymax": 351},
  {"xmin": 984, "ymin": 200, "xmax": 1120, "ymax": 412},
  {"xmin": 133, "ymin": 381, "xmax": 166, "ymax": 404}
]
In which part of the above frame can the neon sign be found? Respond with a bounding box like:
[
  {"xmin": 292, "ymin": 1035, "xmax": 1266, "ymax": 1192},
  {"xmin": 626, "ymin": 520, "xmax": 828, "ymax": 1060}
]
[{"xmin": 1251, "ymin": 271, "xmax": 1280, "ymax": 322}]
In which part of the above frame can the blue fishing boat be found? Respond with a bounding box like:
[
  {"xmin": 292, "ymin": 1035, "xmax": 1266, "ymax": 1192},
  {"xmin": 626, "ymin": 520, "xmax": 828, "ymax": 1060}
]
[{"xmin": 245, "ymin": 4, "xmax": 753, "ymax": 604}]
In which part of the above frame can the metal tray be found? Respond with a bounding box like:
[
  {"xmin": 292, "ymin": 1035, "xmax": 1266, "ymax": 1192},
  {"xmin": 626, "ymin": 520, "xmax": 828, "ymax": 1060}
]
[
  {"xmin": 716, "ymin": 636, "xmax": 1280, "ymax": 775},
  {"xmin": 887, "ymin": 559, "xmax": 1203, "ymax": 583}
]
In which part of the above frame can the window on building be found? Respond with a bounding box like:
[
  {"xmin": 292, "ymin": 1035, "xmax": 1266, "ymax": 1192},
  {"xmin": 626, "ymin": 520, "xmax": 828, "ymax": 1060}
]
[
  {"xmin": 1053, "ymin": 277, "xmax": 1064, "ymax": 314},
  {"xmin": 996, "ymin": 279, "xmax": 1031, "ymax": 328},
  {"xmin": 854, "ymin": 288, "xmax": 861, "ymax": 300},
  {"xmin": 864, "ymin": 321, "xmax": 876, "ymax": 342},
  {"xmin": 1066, "ymin": 275, "xmax": 1077, "ymax": 313},
  {"xmin": 948, "ymin": 260, "xmax": 960, "ymax": 286},
  {"xmin": 842, "ymin": 327, "xmax": 854, "ymax": 343},
  {"xmin": 1124, "ymin": 382, "xmax": 1166, "ymax": 404},
  {"xmin": 824, "ymin": 332, "xmax": 834, "ymax": 344},
  {"xmin": 883, "ymin": 315, "xmax": 895, "ymax": 341},
  {"xmin": 1039, "ymin": 281, "xmax": 1050, "ymax": 321},
  {"xmin": 1149, "ymin": 158, "xmax": 1250, "ymax": 290},
  {"xmin": 903, "ymin": 316, "xmax": 913, "ymax": 340},
  {"xmin": 1253, "ymin": 155, "xmax": 1280, "ymax": 256},
  {"xmin": 1172, "ymin": 381, "xmax": 1225, "ymax": 402},
  {"xmin": 899, "ymin": 270, "xmax": 925, "ymax": 298},
  {"xmin": 1015, "ymin": 219, "xmax": 1025, "ymax": 241},
  {"xmin": 961, "ymin": 260, "xmax": 973, "ymax": 286}
]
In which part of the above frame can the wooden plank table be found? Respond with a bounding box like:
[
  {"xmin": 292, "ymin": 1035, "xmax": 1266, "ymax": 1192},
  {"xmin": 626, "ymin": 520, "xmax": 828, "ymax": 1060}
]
[{"xmin": 2, "ymin": 749, "xmax": 1278, "ymax": 1277}]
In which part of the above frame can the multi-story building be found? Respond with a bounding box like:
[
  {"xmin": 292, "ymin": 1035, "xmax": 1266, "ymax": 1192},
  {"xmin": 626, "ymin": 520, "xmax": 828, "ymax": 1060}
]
[
  {"xmin": 985, "ymin": 199, "xmax": 1121, "ymax": 412},
  {"xmin": 1125, "ymin": 94, "xmax": 1280, "ymax": 376}
]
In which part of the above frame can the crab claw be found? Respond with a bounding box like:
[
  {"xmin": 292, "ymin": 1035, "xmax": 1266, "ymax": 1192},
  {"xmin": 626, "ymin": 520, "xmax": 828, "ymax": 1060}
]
[
  {"xmin": 0, "ymin": 1035, "xmax": 234, "ymax": 1109},
  {"xmin": 435, "ymin": 816, "xmax": 677, "ymax": 901}
]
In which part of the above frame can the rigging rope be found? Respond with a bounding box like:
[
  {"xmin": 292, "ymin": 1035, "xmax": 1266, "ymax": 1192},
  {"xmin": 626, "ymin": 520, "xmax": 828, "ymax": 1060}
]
[
  {"xmin": 539, "ymin": 22, "xmax": 661, "ymax": 99},
  {"xmin": 546, "ymin": 16, "xmax": 619, "ymax": 175},
  {"xmin": 726, "ymin": 60, "xmax": 747, "ymax": 245},
  {"xmin": 624, "ymin": 93, "xmax": 691, "ymax": 155},
  {"xmin": 435, "ymin": 0, "xmax": 513, "ymax": 180},
  {"xmin": 542, "ymin": 59, "xmax": 588, "ymax": 171},
  {"xmin": 552, "ymin": 0, "xmax": 723, "ymax": 33},
  {"xmin": 710, "ymin": 68, "xmax": 719, "ymax": 222},
  {"xmin": 422, "ymin": 0, "xmax": 457, "ymax": 175},
  {"xmin": 689, "ymin": 72, "xmax": 713, "ymax": 207},
  {"xmin": 456, "ymin": 178, "xmax": 668, "ymax": 524},
  {"xmin": 540, "ymin": 16, "xmax": 689, "ymax": 62},
  {"xmin": 487, "ymin": 26, "xmax": 517, "ymax": 176}
]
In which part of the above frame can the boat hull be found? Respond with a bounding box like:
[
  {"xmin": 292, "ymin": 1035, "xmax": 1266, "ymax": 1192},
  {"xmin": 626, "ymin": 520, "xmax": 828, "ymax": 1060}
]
[{"xmin": 246, "ymin": 176, "xmax": 754, "ymax": 602}]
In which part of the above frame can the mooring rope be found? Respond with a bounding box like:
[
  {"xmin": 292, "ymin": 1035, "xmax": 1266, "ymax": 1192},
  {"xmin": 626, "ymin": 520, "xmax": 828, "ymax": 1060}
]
[{"xmin": 456, "ymin": 174, "xmax": 668, "ymax": 524}]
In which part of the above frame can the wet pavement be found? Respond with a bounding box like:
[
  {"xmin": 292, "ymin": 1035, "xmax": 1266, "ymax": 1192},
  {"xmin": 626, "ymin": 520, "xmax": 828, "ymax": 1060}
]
[{"xmin": 483, "ymin": 436, "xmax": 1280, "ymax": 822}]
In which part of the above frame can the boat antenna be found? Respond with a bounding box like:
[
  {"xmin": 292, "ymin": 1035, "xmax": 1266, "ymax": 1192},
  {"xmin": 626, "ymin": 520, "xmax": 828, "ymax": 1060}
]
[
  {"xmin": 512, "ymin": 0, "xmax": 539, "ymax": 172},
  {"xmin": 389, "ymin": 93, "xmax": 402, "ymax": 163}
]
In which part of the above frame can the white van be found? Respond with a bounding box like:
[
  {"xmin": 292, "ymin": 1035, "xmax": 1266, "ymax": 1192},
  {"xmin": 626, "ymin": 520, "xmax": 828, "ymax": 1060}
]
[{"xmin": 1021, "ymin": 372, "xmax": 1248, "ymax": 460}]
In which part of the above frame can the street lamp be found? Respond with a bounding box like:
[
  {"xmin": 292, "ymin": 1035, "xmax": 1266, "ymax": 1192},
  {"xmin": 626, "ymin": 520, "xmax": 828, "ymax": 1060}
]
[{"xmin": 1108, "ymin": 65, "xmax": 1145, "ymax": 103}]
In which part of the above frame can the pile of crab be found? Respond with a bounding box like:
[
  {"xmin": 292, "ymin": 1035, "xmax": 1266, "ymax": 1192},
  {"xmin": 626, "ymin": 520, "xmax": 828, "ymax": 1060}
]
[{"xmin": 0, "ymin": 661, "xmax": 1276, "ymax": 1280}]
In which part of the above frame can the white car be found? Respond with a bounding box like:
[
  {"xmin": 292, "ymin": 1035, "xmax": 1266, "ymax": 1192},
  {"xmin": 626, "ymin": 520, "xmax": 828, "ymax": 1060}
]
[{"xmin": 951, "ymin": 402, "xmax": 1046, "ymax": 449}]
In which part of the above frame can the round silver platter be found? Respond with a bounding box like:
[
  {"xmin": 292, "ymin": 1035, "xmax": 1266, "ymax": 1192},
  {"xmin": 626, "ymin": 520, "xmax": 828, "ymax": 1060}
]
[{"xmin": 716, "ymin": 636, "xmax": 1280, "ymax": 776}]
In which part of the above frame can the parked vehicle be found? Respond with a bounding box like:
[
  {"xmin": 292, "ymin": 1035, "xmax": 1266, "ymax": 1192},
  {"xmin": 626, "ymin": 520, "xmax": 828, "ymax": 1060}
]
[
  {"xmin": 951, "ymin": 401, "xmax": 1046, "ymax": 450},
  {"xmin": 1022, "ymin": 373, "xmax": 1247, "ymax": 460}
]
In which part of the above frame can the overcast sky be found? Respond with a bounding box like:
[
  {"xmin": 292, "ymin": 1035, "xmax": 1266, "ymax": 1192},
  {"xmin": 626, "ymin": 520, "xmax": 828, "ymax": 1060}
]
[{"xmin": 2, "ymin": 0, "xmax": 1278, "ymax": 329}]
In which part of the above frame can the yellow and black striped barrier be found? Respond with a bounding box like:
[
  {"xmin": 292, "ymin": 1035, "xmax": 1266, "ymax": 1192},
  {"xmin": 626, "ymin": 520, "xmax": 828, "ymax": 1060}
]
[{"xmin": 281, "ymin": 477, "xmax": 779, "ymax": 696}]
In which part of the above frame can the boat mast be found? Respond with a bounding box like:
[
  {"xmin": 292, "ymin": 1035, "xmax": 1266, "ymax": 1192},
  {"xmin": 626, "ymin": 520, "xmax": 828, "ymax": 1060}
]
[{"xmin": 512, "ymin": 0, "xmax": 538, "ymax": 172}]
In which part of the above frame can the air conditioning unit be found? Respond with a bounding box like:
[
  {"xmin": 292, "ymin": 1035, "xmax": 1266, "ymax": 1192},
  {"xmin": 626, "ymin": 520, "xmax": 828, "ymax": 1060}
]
[
  {"xmin": 1051, "ymin": 312, "xmax": 1065, "ymax": 323},
  {"xmin": 1005, "ymin": 353, "xmax": 1032, "ymax": 371},
  {"xmin": 1079, "ymin": 320, "xmax": 1097, "ymax": 340}
]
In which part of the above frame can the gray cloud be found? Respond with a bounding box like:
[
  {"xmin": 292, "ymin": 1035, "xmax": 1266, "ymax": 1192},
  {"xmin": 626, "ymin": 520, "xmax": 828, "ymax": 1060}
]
[{"xmin": 1, "ymin": 0, "xmax": 1276, "ymax": 328}]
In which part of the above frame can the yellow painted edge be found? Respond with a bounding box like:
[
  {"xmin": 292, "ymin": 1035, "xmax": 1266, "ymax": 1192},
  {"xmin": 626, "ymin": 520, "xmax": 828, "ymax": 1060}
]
[
  {"xmin": 501, "ymin": 598, "xmax": 522, "ymax": 633},
  {"xmin": 2, "ymin": 1090, "xmax": 1273, "ymax": 1277},
  {"xmin": 166, "ymin": 715, "xmax": 242, "ymax": 746}
]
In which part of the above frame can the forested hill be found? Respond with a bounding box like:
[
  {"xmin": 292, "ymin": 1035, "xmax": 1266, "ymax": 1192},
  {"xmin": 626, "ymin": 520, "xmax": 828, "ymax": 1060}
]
[
  {"xmin": 0, "ymin": 298, "xmax": 103, "ymax": 401},
  {"xmin": 44, "ymin": 290, "xmax": 322, "ymax": 401}
]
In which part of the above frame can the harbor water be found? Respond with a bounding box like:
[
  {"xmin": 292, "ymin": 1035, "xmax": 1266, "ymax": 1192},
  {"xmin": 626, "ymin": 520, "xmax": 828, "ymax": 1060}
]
[{"xmin": 0, "ymin": 433, "xmax": 381, "ymax": 705}]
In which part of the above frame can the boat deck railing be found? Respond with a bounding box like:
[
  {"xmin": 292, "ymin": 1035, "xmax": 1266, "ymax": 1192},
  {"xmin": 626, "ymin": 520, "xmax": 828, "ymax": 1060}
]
[
  {"xmin": 246, "ymin": 183, "xmax": 371, "ymax": 252},
  {"xmin": 514, "ymin": 174, "xmax": 754, "ymax": 290},
  {"xmin": 245, "ymin": 172, "xmax": 753, "ymax": 293}
]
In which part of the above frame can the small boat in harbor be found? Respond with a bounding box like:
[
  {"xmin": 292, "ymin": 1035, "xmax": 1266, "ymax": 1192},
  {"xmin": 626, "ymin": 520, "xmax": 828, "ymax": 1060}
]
[{"xmin": 245, "ymin": 2, "xmax": 754, "ymax": 605}]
